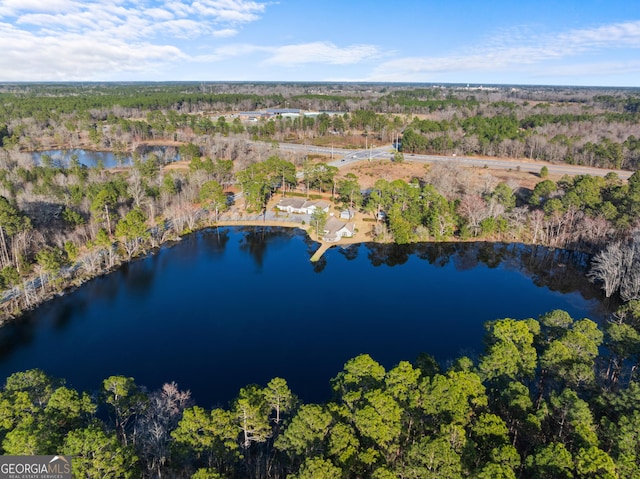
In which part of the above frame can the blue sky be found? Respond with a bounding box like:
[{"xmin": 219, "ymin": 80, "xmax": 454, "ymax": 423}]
[{"xmin": 1, "ymin": 0, "xmax": 639, "ymax": 86}]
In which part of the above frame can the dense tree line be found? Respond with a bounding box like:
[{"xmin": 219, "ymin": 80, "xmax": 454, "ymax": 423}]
[
  {"xmin": 400, "ymin": 110, "xmax": 640, "ymax": 169},
  {"xmin": 361, "ymin": 166, "xmax": 640, "ymax": 255},
  {"xmin": 0, "ymin": 136, "xmax": 638, "ymax": 319},
  {"xmin": 1, "ymin": 306, "xmax": 639, "ymax": 478},
  {"xmin": 1, "ymin": 83, "xmax": 639, "ymax": 170}
]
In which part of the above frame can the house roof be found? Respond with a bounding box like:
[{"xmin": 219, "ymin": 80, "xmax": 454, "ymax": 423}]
[
  {"xmin": 277, "ymin": 198, "xmax": 306, "ymax": 209},
  {"xmin": 324, "ymin": 217, "xmax": 354, "ymax": 234},
  {"xmin": 342, "ymin": 222, "xmax": 356, "ymax": 234},
  {"xmin": 323, "ymin": 217, "xmax": 355, "ymax": 241},
  {"xmin": 308, "ymin": 200, "xmax": 330, "ymax": 210},
  {"xmin": 276, "ymin": 198, "xmax": 330, "ymax": 211},
  {"xmin": 237, "ymin": 111, "xmax": 265, "ymax": 117},
  {"xmin": 324, "ymin": 216, "xmax": 342, "ymax": 231},
  {"xmin": 267, "ymin": 108, "xmax": 301, "ymax": 114}
]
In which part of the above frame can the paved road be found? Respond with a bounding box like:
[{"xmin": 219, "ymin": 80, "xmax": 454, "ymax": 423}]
[
  {"xmin": 270, "ymin": 141, "xmax": 634, "ymax": 180},
  {"xmin": 276, "ymin": 142, "xmax": 398, "ymax": 168}
]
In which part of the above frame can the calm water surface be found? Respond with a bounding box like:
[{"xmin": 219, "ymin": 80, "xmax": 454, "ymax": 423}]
[
  {"xmin": 31, "ymin": 147, "xmax": 179, "ymax": 169},
  {"xmin": 0, "ymin": 227, "xmax": 607, "ymax": 406}
]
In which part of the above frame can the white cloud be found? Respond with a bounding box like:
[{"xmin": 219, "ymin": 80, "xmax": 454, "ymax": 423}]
[
  {"xmin": 369, "ymin": 20, "xmax": 640, "ymax": 82},
  {"xmin": 163, "ymin": 1, "xmax": 192, "ymax": 18},
  {"xmin": 145, "ymin": 8, "xmax": 175, "ymax": 22},
  {"xmin": 193, "ymin": 41, "xmax": 382, "ymax": 66},
  {"xmin": 2, "ymin": 1, "xmax": 269, "ymax": 37},
  {"xmin": 190, "ymin": 0, "xmax": 266, "ymax": 23},
  {"xmin": 0, "ymin": 0, "xmax": 78, "ymax": 16},
  {"xmin": 158, "ymin": 18, "xmax": 211, "ymax": 38},
  {"xmin": 192, "ymin": 43, "xmax": 266, "ymax": 62},
  {"xmin": 161, "ymin": 0, "xmax": 266, "ymax": 24},
  {"xmin": 263, "ymin": 41, "xmax": 382, "ymax": 66},
  {"xmin": 0, "ymin": 0, "xmax": 271, "ymax": 80},
  {"xmin": 212, "ymin": 28, "xmax": 238, "ymax": 37},
  {"xmin": 0, "ymin": 22, "xmax": 186, "ymax": 80},
  {"xmin": 559, "ymin": 20, "xmax": 640, "ymax": 49},
  {"xmin": 534, "ymin": 60, "xmax": 640, "ymax": 78}
]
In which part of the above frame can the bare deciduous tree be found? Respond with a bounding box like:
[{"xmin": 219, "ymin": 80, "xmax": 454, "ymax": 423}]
[
  {"xmin": 135, "ymin": 382, "xmax": 192, "ymax": 479},
  {"xmin": 458, "ymin": 193, "xmax": 490, "ymax": 236},
  {"xmin": 529, "ymin": 209, "xmax": 546, "ymax": 245},
  {"xmin": 80, "ymin": 250, "xmax": 103, "ymax": 275},
  {"xmin": 589, "ymin": 233, "xmax": 640, "ymax": 299}
]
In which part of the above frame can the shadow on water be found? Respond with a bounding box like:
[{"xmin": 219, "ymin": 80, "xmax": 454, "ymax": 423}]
[
  {"xmin": 199, "ymin": 228, "xmax": 230, "ymax": 258},
  {"xmin": 120, "ymin": 255, "xmax": 158, "ymax": 297},
  {"xmin": 361, "ymin": 241, "xmax": 609, "ymax": 310},
  {"xmin": 239, "ymin": 226, "xmax": 300, "ymax": 268},
  {"xmin": 51, "ymin": 298, "xmax": 86, "ymax": 330},
  {"xmin": 0, "ymin": 318, "xmax": 36, "ymax": 360},
  {"xmin": 337, "ymin": 244, "xmax": 360, "ymax": 262}
]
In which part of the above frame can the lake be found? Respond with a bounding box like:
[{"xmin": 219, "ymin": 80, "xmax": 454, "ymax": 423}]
[{"xmin": 0, "ymin": 227, "xmax": 609, "ymax": 407}]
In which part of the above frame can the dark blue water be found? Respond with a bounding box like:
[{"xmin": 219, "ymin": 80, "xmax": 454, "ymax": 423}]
[
  {"xmin": 0, "ymin": 228, "xmax": 607, "ymax": 407},
  {"xmin": 31, "ymin": 147, "xmax": 179, "ymax": 169}
]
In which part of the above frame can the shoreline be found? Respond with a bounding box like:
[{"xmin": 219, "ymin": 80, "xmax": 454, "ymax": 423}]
[
  {"xmin": 0, "ymin": 217, "xmax": 362, "ymax": 323},
  {"xmin": 0, "ymin": 216, "xmax": 601, "ymax": 326},
  {"xmin": 0, "ymin": 159, "xmax": 617, "ymax": 324}
]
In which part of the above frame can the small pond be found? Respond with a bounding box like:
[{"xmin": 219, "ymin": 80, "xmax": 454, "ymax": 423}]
[{"xmin": 31, "ymin": 146, "xmax": 180, "ymax": 169}]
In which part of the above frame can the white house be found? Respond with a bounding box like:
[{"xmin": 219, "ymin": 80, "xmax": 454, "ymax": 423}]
[
  {"xmin": 323, "ymin": 217, "xmax": 355, "ymax": 242},
  {"xmin": 276, "ymin": 198, "xmax": 330, "ymax": 215}
]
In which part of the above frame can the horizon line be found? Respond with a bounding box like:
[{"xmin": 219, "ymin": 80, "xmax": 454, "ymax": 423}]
[{"xmin": 1, "ymin": 80, "xmax": 639, "ymax": 90}]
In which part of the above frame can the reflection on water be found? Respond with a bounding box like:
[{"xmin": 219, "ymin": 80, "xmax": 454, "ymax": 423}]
[
  {"xmin": 0, "ymin": 228, "xmax": 610, "ymax": 406},
  {"xmin": 31, "ymin": 146, "xmax": 180, "ymax": 169}
]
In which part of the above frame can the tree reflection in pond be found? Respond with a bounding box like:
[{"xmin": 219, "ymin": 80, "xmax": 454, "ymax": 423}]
[{"xmin": 0, "ymin": 228, "xmax": 610, "ymax": 406}]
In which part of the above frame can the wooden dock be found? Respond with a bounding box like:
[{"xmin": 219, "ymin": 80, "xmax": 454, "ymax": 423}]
[{"xmin": 310, "ymin": 243, "xmax": 332, "ymax": 262}]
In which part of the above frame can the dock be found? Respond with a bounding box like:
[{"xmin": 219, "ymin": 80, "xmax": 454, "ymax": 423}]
[{"xmin": 310, "ymin": 243, "xmax": 333, "ymax": 262}]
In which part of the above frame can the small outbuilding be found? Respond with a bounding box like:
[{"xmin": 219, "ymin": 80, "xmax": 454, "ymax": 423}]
[{"xmin": 340, "ymin": 208, "xmax": 356, "ymax": 220}]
